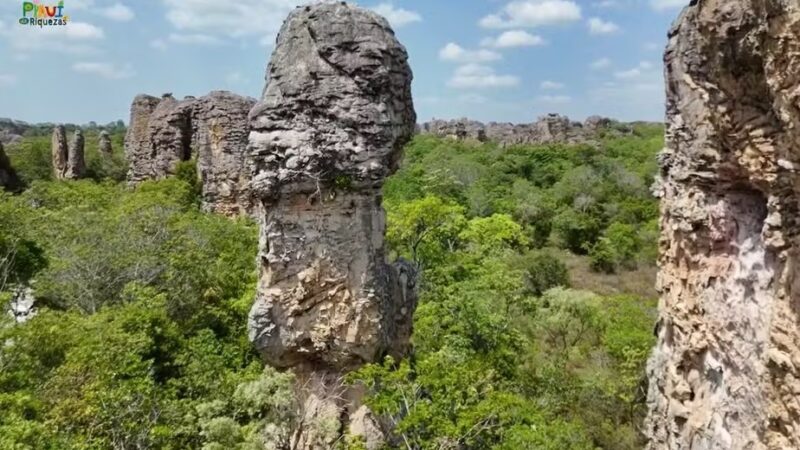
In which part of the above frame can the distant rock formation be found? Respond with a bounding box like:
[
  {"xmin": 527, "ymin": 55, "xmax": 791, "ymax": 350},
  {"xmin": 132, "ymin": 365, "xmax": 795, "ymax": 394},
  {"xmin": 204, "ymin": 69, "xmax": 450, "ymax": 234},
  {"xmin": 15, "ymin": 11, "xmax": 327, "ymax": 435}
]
[
  {"xmin": 246, "ymin": 3, "xmax": 417, "ymax": 448},
  {"xmin": 98, "ymin": 130, "xmax": 112, "ymax": 157},
  {"xmin": 646, "ymin": 2, "xmax": 800, "ymax": 449},
  {"xmin": 0, "ymin": 141, "xmax": 20, "ymax": 191},
  {"xmin": 66, "ymin": 129, "xmax": 85, "ymax": 180},
  {"xmin": 193, "ymin": 92, "xmax": 257, "ymax": 216},
  {"xmin": 420, "ymin": 113, "xmax": 625, "ymax": 147},
  {"xmin": 0, "ymin": 118, "xmax": 30, "ymax": 145},
  {"xmin": 124, "ymin": 91, "xmax": 256, "ymax": 216},
  {"xmin": 51, "ymin": 125, "xmax": 68, "ymax": 179}
]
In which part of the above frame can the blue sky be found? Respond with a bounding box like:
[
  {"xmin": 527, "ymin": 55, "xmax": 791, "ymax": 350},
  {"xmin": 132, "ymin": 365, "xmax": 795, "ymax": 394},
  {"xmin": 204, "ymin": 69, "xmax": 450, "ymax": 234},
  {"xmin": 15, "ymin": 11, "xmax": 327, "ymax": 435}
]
[{"xmin": 0, "ymin": 0, "xmax": 687, "ymax": 125}]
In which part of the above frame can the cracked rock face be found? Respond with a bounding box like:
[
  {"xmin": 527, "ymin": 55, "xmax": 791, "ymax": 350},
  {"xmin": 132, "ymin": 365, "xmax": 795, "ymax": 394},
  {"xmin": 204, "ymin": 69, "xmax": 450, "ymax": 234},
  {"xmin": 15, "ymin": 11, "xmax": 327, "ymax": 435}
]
[
  {"xmin": 646, "ymin": 1, "xmax": 800, "ymax": 449},
  {"xmin": 66, "ymin": 129, "xmax": 86, "ymax": 180},
  {"xmin": 193, "ymin": 91, "xmax": 257, "ymax": 216},
  {"xmin": 51, "ymin": 125, "xmax": 68, "ymax": 179},
  {"xmin": 124, "ymin": 91, "xmax": 256, "ymax": 215},
  {"xmin": 246, "ymin": 3, "xmax": 417, "ymax": 447}
]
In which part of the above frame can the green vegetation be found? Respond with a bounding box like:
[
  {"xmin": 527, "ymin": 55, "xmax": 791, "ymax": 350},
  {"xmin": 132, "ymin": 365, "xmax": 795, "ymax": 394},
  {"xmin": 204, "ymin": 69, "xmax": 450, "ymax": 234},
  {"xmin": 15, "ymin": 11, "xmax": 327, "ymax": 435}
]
[{"xmin": 1, "ymin": 124, "xmax": 663, "ymax": 449}]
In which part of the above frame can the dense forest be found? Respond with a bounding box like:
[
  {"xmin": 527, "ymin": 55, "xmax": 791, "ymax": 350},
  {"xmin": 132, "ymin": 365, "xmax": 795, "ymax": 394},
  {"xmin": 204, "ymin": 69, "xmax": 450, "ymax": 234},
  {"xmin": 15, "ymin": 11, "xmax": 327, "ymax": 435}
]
[{"xmin": 0, "ymin": 123, "xmax": 663, "ymax": 449}]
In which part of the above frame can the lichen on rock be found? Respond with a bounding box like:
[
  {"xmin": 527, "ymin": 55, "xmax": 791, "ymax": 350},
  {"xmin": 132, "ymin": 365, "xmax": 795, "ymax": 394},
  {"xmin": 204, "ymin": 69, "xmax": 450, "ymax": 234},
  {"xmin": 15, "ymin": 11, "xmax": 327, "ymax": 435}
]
[
  {"xmin": 246, "ymin": 3, "xmax": 417, "ymax": 447},
  {"xmin": 646, "ymin": 1, "xmax": 800, "ymax": 448}
]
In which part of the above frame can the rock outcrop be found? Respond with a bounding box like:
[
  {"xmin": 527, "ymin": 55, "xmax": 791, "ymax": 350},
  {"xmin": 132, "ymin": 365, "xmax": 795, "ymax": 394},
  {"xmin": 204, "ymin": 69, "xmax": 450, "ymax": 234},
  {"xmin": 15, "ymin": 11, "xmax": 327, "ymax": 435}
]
[
  {"xmin": 66, "ymin": 129, "xmax": 85, "ymax": 180},
  {"xmin": 420, "ymin": 114, "xmax": 620, "ymax": 147},
  {"xmin": 98, "ymin": 131, "xmax": 112, "ymax": 157},
  {"xmin": 51, "ymin": 125, "xmax": 68, "ymax": 179},
  {"xmin": 0, "ymin": 118, "xmax": 30, "ymax": 145},
  {"xmin": 193, "ymin": 92, "xmax": 257, "ymax": 216},
  {"xmin": 646, "ymin": 1, "xmax": 800, "ymax": 449},
  {"xmin": 0, "ymin": 141, "xmax": 20, "ymax": 191},
  {"xmin": 124, "ymin": 92, "xmax": 255, "ymax": 215},
  {"xmin": 246, "ymin": 3, "xmax": 417, "ymax": 448}
]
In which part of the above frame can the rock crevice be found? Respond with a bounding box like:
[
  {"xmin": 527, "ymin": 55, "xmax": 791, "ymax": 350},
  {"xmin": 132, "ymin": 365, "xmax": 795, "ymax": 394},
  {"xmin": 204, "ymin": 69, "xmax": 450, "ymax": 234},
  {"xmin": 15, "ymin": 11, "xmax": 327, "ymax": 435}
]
[{"xmin": 647, "ymin": 1, "xmax": 800, "ymax": 449}]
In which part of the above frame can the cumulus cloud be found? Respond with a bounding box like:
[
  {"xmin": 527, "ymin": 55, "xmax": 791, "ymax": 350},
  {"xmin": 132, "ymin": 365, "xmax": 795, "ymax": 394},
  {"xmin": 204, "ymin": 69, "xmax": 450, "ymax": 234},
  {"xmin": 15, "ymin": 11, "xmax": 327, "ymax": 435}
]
[
  {"xmin": 370, "ymin": 3, "xmax": 421, "ymax": 28},
  {"xmin": 162, "ymin": 0, "xmax": 298, "ymax": 43},
  {"xmin": 651, "ymin": 0, "xmax": 688, "ymax": 11},
  {"xmin": 0, "ymin": 20, "xmax": 104, "ymax": 53},
  {"xmin": 590, "ymin": 57, "xmax": 612, "ymax": 70},
  {"xmin": 540, "ymin": 80, "xmax": 564, "ymax": 90},
  {"xmin": 588, "ymin": 17, "xmax": 619, "ymax": 35},
  {"xmin": 614, "ymin": 61, "xmax": 655, "ymax": 79},
  {"xmin": 448, "ymin": 64, "xmax": 519, "ymax": 89},
  {"xmin": 481, "ymin": 30, "xmax": 545, "ymax": 48},
  {"xmin": 100, "ymin": 3, "xmax": 134, "ymax": 21},
  {"xmin": 480, "ymin": 0, "xmax": 581, "ymax": 29},
  {"xmin": 72, "ymin": 62, "xmax": 134, "ymax": 79},
  {"xmin": 537, "ymin": 94, "xmax": 571, "ymax": 104},
  {"xmin": 439, "ymin": 43, "xmax": 502, "ymax": 63}
]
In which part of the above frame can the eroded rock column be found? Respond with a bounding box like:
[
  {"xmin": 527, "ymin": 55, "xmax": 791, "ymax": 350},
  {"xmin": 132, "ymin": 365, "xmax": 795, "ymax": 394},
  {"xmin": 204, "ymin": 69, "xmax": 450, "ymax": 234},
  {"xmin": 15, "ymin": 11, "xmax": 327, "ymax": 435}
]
[
  {"xmin": 0, "ymin": 141, "xmax": 20, "ymax": 191},
  {"xmin": 246, "ymin": 3, "xmax": 417, "ymax": 448},
  {"xmin": 98, "ymin": 130, "xmax": 112, "ymax": 157},
  {"xmin": 647, "ymin": 2, "xmax": 800, "ymax": 449},
  {"xmin": 66, "ymin": 129, "xmax": 85, "ymax": 180},
  {"xmin": 51, "ymin": 125, "xmax": 68, "ymax": 179}
]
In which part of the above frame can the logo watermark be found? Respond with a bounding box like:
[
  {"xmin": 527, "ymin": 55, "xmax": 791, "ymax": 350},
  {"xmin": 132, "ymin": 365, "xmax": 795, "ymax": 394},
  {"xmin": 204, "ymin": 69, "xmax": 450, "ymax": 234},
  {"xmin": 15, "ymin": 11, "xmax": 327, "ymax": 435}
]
[{"xmin": 19, "ymin": 1, "xmax": 69, "ymax": 27}]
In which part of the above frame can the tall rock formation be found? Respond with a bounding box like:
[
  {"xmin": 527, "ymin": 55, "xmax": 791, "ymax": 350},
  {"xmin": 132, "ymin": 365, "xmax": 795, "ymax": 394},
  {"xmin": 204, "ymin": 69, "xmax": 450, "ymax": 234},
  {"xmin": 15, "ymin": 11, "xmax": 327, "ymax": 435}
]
[
  {"xmin": 647, "ymin": 1, "xmax": 800, "ymax": 449},
  {"xmin": 51, "ymin": 125, "xmax": 68, "ymax": 179},
  {"xmin": 0, "ymin": 141, "xmax": 20, "ymax": 191},
  {"xmin": 124, "ymin": 92, "xmax": 255, "ymax": 215},
  {"xmin": 98, "ymin": 130, "xmax": 113, "ymax": 157},
  {"xmin": 66, "ymin": 129, "xmax": 86, "ymax": 180},
  {"xmin": 246, "ymin": 3, "xmax": 417, "ymax": 448},
  {"xmin": 193, "ymin": 91, "xmax": 257, "ymax": 216}
]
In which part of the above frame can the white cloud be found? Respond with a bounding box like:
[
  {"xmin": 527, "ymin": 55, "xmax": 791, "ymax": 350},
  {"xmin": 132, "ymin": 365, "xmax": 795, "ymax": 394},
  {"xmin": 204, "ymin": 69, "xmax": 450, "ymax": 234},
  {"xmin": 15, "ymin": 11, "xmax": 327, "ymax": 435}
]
[
  {"xmin": 541, "ymin": 80, "xmax": 565, "ymax": 90},
  {"xmin": 100, "ymin": 3, "xmax": 134, "ymax": 21},
  {"xmin": 594, "ymin": 0, "xmax": 617, "ymax": 7},
  {"xmin": 162, "ymin": 0, "xmax": 298, "ymax": 43},
  {"xmin": 0, "ymin": 74, "xmax": 17, "ymax": 87},
  {"xmin": 614, "ymin": 61, "xmax": 656, "ymax": 79},
  {"xmin": 168, "ymin": 33, "xmax": 222, "ymax": 45},
  {"xmin": 370, "ymin": 3, "xmax": 422, "ymax": 28},
  {"xmin": 588, "ymin": 17, "xmax": 619, "ymax": 35},
  {"xmin": 448, "ymin": 64, "xmax": 519, "ymax": 89},
  {"xmin": 651, "ymin": 0, "xmax": 688, "ymax": 11},
  {"xmin": 480, "ymin": 0, "xmax": 581, "ymax": 29},
  {"xmin": 0, "ymin": 21, "xmax": 104, "ymax": 53},
  {"xmin": 439, "ymin": 43, "xmax": 502, "ymax": 63},
  {"xmin": 537, "ymin": 94, "xmax": 572, "ymax": 104},
  {"xmin": 481, "ymin": 30, "xmax": 545, "ymax": 48},
  {"xmin": 72, "ymin": 62, "xmax": 134, "ymax": 79},
  {"xmin": 150, "ymin": 39, "xmax": 167, "ymax": 51},
  {"xmin": 591, "ymin": 57, "xmax": 612, "ymax": 70}
]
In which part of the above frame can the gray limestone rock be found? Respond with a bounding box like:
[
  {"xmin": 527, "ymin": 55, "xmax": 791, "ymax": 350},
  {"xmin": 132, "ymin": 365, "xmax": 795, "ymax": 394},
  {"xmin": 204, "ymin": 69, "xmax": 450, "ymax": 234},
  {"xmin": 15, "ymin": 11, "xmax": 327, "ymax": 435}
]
[
  {"xmin": 246, "ymin": 3, "xmax": 417, "ymax": 447},
  {"xmin": 98, "ymin": 130, "xmax": 112, "ymax": 157},
  {"xmin": 645, "ymin": 1, "xmax": 800, "ymax": 449},
  {"xmin": 65, "ymin": 129, "xmax": 86, "ymax": 180},
  {"xmin": 124, "ymin": 91, "xmax": 256, "ymax": 215},
  {"xmin": 51, "ymin": 125, "xmax": 68, "ymax": 179},
  {"xmin": 193, "ymin": 91, "xmax": 257, "ymax": 216}
]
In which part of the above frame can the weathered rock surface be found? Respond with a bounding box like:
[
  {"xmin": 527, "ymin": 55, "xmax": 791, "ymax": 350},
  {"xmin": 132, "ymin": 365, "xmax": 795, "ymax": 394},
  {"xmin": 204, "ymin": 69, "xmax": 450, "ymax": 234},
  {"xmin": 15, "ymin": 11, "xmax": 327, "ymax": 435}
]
[
  {"xmin": 0, "ymin": 118, "xmax": 30, "ymax": 145},
  {"xmin": 66, "ymin": 129, "xmax": 85, "ymax": 180},
  {"xmin": 420, "ymin": 113, "xmax": 622, "ymax": 147},
  {"xmin": 51, "ymin": 125, "xmax": 68, "ymax": 179},
  {"xmin": 646, "ymin": 1, "xmax": 800, "ymax": 449},
  {"xmin": 98, "ymin": 130, "xmax": 112, "ymax": 157},
  {"xmin": 124, "ymin": 92, "xmax": 255, "ymax": 215},
  {"xmin": 0, "ymin": 141, "xmax": 20, "ymax": 191},
  {"xmin": 246, "ymin": 3, "xmax": 417, "ymax": 448},
  {"xmin": 193, "ymin": 91, "xmax": 257, "ymax": 216}
]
